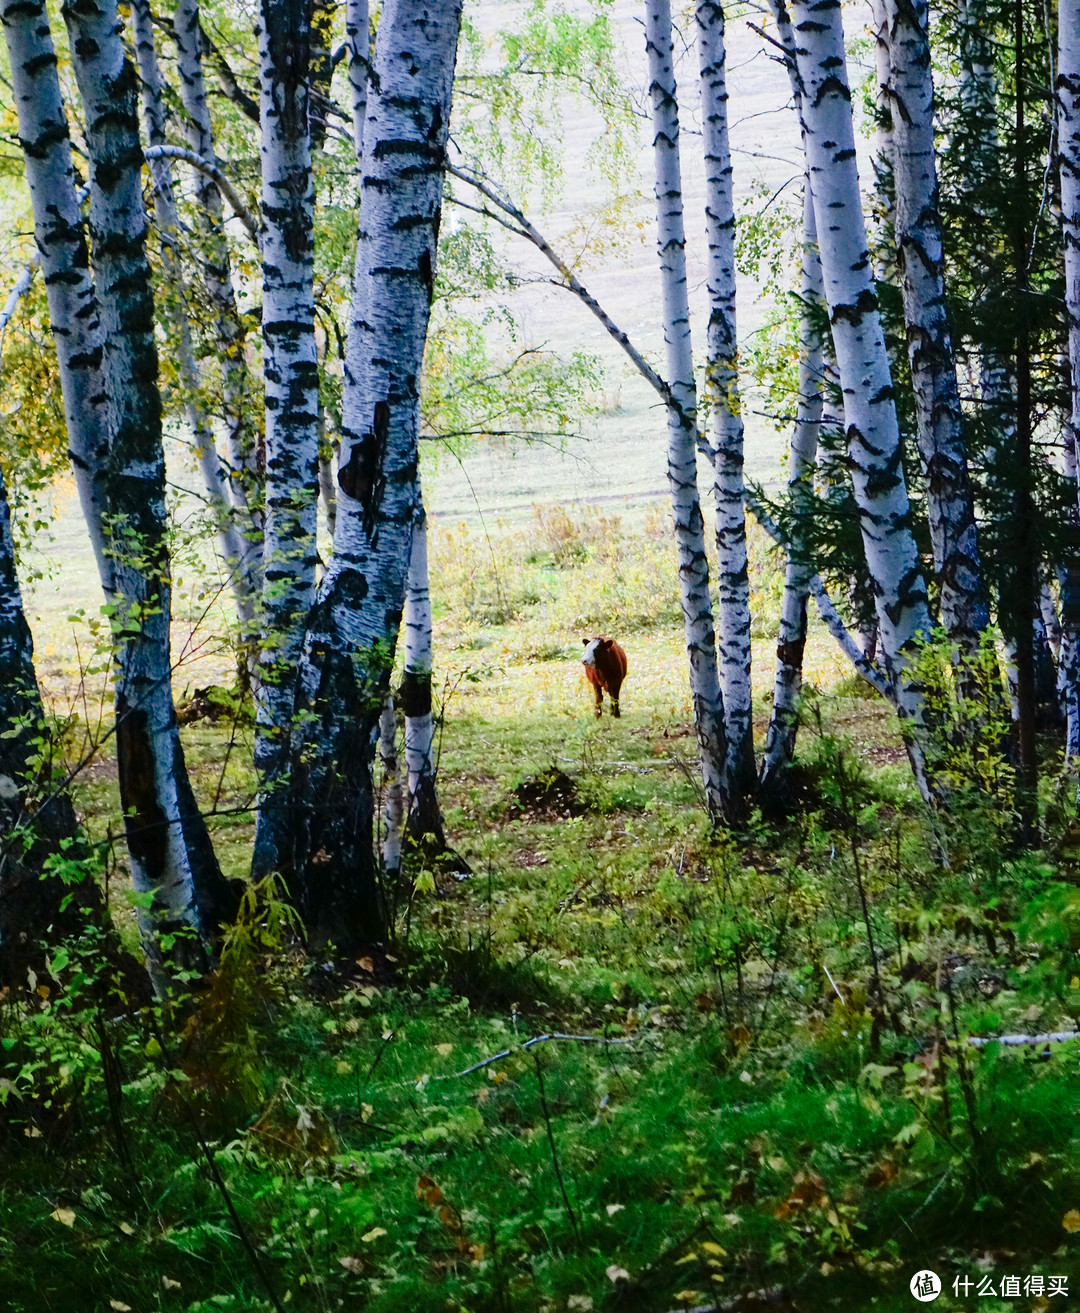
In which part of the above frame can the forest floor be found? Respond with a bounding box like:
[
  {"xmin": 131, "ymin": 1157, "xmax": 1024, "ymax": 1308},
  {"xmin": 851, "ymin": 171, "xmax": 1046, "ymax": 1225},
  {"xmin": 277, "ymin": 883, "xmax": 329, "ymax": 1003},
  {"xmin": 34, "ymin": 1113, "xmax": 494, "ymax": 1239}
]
[{"xmin": 1, "ymin": 505, "xmax": 1078, "ymax": 1313}]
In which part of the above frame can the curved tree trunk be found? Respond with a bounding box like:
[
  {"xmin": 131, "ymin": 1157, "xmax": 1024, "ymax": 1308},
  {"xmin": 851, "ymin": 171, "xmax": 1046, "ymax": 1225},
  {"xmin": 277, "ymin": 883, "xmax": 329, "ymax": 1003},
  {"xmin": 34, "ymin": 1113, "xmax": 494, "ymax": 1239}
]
[
  {"xmin": 286, "ymin": 0, "xmax": 463, "ymax": 947},
  {"xmin": 788, "ymin": 0, "xmax": 935, "ymax": 799},
  {"xmin": 885, "ymin": 0, "xmax": 987, "ymax": 649},
  {"xmin": 759, "ymin": 187, "xmax": 825, "ymax": 804},
  {"xmin": 696, "ymin": 0, "xmax": 754, "ymax": 808},
  {"xmin": 251, "ymin": 0, "xmax": 321, "ymax": 881},
  {"xmin": 644, "ymin": 0, "xmax": 729, "ymax": 822},
  {"xmin": 130, "ymin": 0, "xmax": 259, "ymax": 639},
  {"xmin": 61, "ymin": 0, "xmax": 233, "ymax": 975}
]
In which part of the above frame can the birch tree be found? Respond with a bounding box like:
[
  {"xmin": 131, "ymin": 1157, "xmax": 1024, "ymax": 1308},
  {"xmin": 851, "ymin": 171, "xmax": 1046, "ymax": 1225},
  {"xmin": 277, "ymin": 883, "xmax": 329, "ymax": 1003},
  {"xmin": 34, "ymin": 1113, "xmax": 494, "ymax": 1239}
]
[
  {"xmin": 345, "ymin": 0, "xmax": 369, "ymax": 166},
  {"xmin": 1058, "ymin": 0, "xmax": 1080, "ymax": 774},
  {"xmin": 400, "ymin": 503, "xmax": 448, "ymax": 851},
  {"xmin": 251, "ymin": 0, "xmax": 320, "ymax": 880},
  {"xmin": 59, "ymin": 0, "xmax": 234, "ymax": 969},
  {"xmin": 884, "ymin": 0, "xmax": 987, "ymax": 648},
  {"xmin": 0, "ymin": 0, "xmax": 110, "ymax": 588},
  {"xmin": 130, "ymin": 0, "xmax": 258, "ymax": 637},
  {"xmin": 645, "ymin": 0, "xmax": 729, "ymax": 821},
  {"xmin": 286, "ymin": 0, "xmax": 463, "ymax": 945},
  {"xmin": 759, "ymin": 189, "xmax": 825, "ymax": 803},
  {"xmin": 696, "ymin": 0, "xmax": 754, "ymax": 806},
  {"xmin": 171, "ymin": 0, "xmax": 262, "ymax": 543},
  {"xmin": 788, "ymin": 0, "xmax": 935, "ymax": 796}
]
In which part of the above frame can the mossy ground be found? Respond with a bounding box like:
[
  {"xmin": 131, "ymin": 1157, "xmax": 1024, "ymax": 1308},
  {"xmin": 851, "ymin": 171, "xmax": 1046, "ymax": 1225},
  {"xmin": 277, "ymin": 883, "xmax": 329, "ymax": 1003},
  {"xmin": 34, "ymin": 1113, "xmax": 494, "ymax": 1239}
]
[{"xmin": 2, "ymin": 505, "xmax": 1078, "ymax": 1313}]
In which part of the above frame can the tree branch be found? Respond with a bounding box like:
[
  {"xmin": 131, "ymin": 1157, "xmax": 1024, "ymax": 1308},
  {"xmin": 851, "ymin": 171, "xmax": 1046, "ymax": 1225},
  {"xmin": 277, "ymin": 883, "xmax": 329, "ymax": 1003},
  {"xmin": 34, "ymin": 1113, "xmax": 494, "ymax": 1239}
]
[{"xmin": 143, "ymin": 144, "xmax": 259, "ymax": 244}]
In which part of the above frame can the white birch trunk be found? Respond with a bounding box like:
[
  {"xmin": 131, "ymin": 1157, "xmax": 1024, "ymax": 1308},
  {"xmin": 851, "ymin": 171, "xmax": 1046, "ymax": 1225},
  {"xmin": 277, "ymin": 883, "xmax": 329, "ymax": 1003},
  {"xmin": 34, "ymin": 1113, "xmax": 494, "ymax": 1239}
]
[
  {"xmin": 1, "ymin": 0, "xmax": 110, "ymax": 586},
  {"xmin": 645, "ymin": 0, "xmax": 729, "ymax": 821},
  {"xmin": 759, "ymin": 187, "xmax": 825, "ymax": 801},
  {"xmin": 62, "ymin": 0, "xmax": 233, "ymax": 976},
  {"xmin": 696, "ymin": 0, "xmax": 754, "ymax": 804},
  {"xmin": 868, "ymin": 0, "xmax": 895, "ymax": 279},
  {"xmin": 346, "ymin": 0, "xmax": 369, "ymax": 167},
  {"xmin": 289, "ymin": 0, "xmax": 463, "ymax": 945},
  {"xmin": 171, "ymin": 0, "xmax": 261, "ymax": 537},
  {"xmin": 885, "ymin": 0, "xmax": 987, "ymax": 648},
  {"xmin": 401, "ymin": 504, "xmax": 446, "ymax": 847},
  {"xmin": 1059, "ymin": 0, "xmax": 1080, "ymax": 777},
  {"xmin": 251, "ymin": 0, "xmax": 321, "ymax": 879},
  {"xmin": 789, "ymin": 0, "xmax": 935, "ymax": 798},
  {"xmin": 130, "ymin": 0, "xmax": 259, "ymax": 639}
]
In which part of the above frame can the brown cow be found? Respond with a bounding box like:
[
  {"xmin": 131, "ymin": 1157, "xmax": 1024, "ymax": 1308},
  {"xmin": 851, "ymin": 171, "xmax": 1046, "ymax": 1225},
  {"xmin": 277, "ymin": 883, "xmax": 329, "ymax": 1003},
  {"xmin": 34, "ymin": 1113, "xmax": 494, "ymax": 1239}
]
[{"xmin": 581, "ymin": 636, "xmax": 627, "ymax": 718}]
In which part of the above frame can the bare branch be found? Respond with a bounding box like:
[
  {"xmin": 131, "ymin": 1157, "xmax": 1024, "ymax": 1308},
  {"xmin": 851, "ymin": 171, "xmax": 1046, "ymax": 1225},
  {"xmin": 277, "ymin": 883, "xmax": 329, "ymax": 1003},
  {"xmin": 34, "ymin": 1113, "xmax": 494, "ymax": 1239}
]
[{"xmin": 143, "ymin": 144, "xmax": 259, "ymax": 244}]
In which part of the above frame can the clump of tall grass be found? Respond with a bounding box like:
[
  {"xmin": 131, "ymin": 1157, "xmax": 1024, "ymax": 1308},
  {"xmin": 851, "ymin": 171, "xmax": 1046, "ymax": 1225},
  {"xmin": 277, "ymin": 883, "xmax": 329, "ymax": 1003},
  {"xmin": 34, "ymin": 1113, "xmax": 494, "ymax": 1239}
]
[{"xmin": 429, "ymin": 500, "xmax": 785, "ymax": 661}]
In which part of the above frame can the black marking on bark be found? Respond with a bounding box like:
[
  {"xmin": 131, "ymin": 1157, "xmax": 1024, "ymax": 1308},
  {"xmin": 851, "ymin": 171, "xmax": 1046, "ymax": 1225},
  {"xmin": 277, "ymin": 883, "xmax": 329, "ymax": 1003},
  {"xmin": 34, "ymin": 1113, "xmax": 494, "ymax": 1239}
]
[
  {"xmin": 337, "ymin": 398, "xmax": 389, "ymax": 538},
  {"xmin": 398, "ymin": 669, "xmax": 432, "ymax": 719},
  {"xmin": 115, "ymin": 694, "xmax": 168, "ymax": 880}
]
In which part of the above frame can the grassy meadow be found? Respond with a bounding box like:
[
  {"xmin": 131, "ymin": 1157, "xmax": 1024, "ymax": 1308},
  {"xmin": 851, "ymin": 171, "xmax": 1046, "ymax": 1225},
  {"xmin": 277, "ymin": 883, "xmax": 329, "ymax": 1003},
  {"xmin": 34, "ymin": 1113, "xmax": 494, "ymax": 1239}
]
[{"xmin": 2, "ymin": 495, "xmax": 1078, "ymax": 1313}]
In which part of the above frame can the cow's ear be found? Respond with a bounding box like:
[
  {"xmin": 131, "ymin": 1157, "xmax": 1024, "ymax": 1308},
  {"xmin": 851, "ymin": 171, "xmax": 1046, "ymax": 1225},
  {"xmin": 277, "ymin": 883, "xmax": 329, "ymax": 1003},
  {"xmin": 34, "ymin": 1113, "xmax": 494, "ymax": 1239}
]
[{"xmin": 582, "ymin": 638, "xmax": 588, "ymax": 646}]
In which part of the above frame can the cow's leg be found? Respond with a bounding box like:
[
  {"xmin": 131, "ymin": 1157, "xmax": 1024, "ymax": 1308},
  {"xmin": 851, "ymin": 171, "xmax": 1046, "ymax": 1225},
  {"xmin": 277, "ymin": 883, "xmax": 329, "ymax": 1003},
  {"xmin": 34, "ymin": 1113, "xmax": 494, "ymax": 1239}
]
[
  {"xmin": 594, "ymin": 682, "xmax": 603, "ymax": 717},
  {"xmin": 610, "ymin": 679, "xmax": 622, "ymax": 718}
]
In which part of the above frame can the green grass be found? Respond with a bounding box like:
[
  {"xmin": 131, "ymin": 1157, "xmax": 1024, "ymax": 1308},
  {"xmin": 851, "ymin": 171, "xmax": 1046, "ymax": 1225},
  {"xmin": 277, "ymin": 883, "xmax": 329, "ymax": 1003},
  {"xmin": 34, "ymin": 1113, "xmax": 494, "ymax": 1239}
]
[{"xmin": 2, "ymin": 499, "xmax": 1078, "ymax": 1313}]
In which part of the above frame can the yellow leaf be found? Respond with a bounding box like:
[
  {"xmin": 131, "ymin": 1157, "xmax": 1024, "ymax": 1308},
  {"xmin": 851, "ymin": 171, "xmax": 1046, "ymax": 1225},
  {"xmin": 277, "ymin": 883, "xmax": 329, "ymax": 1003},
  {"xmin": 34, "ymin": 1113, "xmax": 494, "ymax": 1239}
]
[
  {"xmin": 1064, "ymin": 1209, "xmax": 1080, "ymax": 1233},
  {"xmin": 675, "ymin": 1292, "xmax": 702, "ymax": 1304},
  {"xmin": 50, "ymin": 1208, "xmax": 75, "ymax": 1227},
  {"xmin": 361, "ymin": 1227, "xmax": 387, "ymax": 1243},
  {"xmin": 339, "ymin": 1256, "xmax": 363, "ymax": 1273},
  {"xmin": 606, "ymin": 1265, "xmax": 629, "ymax": 1283},
  {"xmin": 701, "ymin": 1241, "xmax": 727, "ymax": 1257},
  {"xmin": 162, "ymin": 1277, "xmax": 181, "ymax": 1289},
  {"xmin": 436, "ymin": 1043, "xmax": 453, "ymax": 1056},
  {"xmin": 118, "ymin": 1221, "xmax": 135, "ymax": 1236},
  {"xmin": 108, "ymin": 1303, "xmax": 132, "ymax": 1311},
  {"xmin": 605, "ymin": 1203, "xmax": 624, "ymax": 1216}
]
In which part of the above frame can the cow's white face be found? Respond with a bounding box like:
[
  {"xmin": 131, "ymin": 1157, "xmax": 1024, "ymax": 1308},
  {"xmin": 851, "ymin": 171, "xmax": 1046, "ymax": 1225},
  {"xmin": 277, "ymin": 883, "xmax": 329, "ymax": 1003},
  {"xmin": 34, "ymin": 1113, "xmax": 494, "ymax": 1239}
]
[{"xmin": 582, "ymin": 639, "xmax": 601, "ymax": 668}]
